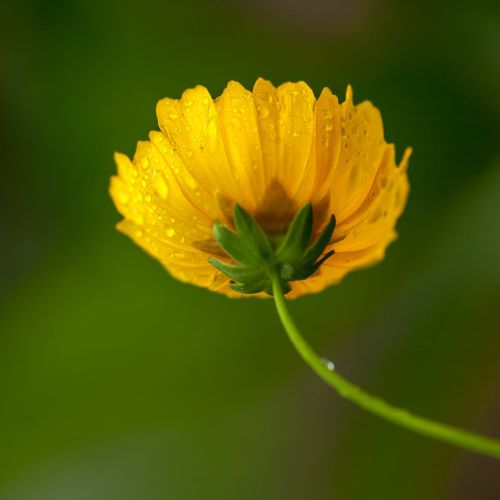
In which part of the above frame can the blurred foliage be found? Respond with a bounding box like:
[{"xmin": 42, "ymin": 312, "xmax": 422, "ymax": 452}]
[{"xmin": 0, "ymin": 0, "xmax": 499, "ymax": 498}]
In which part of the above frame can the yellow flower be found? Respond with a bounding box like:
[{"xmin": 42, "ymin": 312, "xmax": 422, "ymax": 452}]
[{"xmin": 110, "ymin": 78, "xmax": 411, "ymax": 298}]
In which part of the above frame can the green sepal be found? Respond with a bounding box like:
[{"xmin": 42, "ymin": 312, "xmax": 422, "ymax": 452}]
[
  {"xmin": 207, "ymin": 257, "xmax": 267, "ymax": 284},
  {"xmin": 301, "ymin": 214, "xmax": 336, "ymax": 267},
  {"xmin": 233, "ymin": 205, "xmax": 274, "ymax": 262},
  {"xmin": 208, "ymin": 202, "xmax": 337, "ymax": 296},
  {"xmin": 281, "ymin": 250, "xmax": 335, "ymax": 281},
  {"xmin": 275, "ymin": 203, "xmax": 313, "ymax": 263},
  {"xmin": 213, "ymin": 222, "xmax": 255, "ymax": 266},
  {"xmin": 230, "ymin": 280, "xmax": 268, "ymax": 294}
]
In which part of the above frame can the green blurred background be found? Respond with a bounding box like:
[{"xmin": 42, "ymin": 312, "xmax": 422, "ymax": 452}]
[{"xmin": 1, "ymin": 0, "xmax": 499, "ymax": 498}]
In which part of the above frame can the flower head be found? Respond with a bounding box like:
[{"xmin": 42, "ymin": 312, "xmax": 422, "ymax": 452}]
[{"xmin": 110, "ymin": 78, "xmax": 411, "ymax": 298}]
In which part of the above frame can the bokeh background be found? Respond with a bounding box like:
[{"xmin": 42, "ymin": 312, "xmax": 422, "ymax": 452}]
[{"xmin": 1, "ymin": 0, "xmax": 499, "ymax": 498}]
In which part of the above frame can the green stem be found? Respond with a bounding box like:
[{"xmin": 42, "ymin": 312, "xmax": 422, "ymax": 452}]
[{"xmin": 271, "ymin": 272, "xmax": 500, "ymax": 460}]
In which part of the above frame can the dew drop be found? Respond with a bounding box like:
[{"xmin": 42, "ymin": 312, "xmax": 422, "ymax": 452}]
[
  {"xmin": 166, "ymin": 226, "xmax": 175, "ymax": 237},
  {"xmin": 141, "ymin": 157, "xmax": 149, "ymax": 169},
  {"xmin": 153, "ymin": 173, "xmax": 169, "ymax": 200},
  {"xmin": 257, "ymin": 91, "xmax": 272, "ymax": 102},
  {"xmin": 169, "ymin": 113, "xmax": 179, "ymax": 120},
  {"xmin": 321, "ymin": 358, "xmax": 335, "ymax": 371},
  {"xmin": 205, "ymin": 116, "xmax": 219, "ymax": 152},
  {"xmin": 257, "ymin": 105, "xmax": 270, "ymax": 119}
]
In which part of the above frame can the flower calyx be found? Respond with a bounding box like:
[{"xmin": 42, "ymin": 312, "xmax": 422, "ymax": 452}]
[{"xmin": 208, "ymin": 203, "xmax": 336, "ymax": 296}]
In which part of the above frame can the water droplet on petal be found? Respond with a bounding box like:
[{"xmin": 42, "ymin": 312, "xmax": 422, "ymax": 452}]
[
  {"xmin": 141, "ymin": 157, "xmax": 149, "ymax": 169},
  {"xmin": 153, "ymin": 173, "xmax": 169, "ymax": 200},
  {"xmin": 257, "ymin": 104, "xmax": 269, "ymax": 119},
  {"xmin": 257, "ymin": 91, "xmax": 272, "ymax": 103},
  {"xmin": 166, "ymin": 226, "xmax": 175, "ymax": 237}
]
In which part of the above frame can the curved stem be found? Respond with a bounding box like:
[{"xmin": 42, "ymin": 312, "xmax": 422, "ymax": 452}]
[{"xmin": 271, "ymin": 273, "xmax": 500, "ymax": 460}]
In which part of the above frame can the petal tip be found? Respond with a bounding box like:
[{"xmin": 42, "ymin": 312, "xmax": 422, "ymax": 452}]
[
  {"xmin": 346, "ymin": 84, "xmax": 353, "ymax": 102},
  {"xmin": 319, "ymin": 86, "xmax": 333, "ymax": 98},
  {"xmin": 113, "ymin": 151, "xmax": 127, "ymax": 163},
  {"xmin": 400, "ymin": 147, "xmax": 413, "ymax": 170},
  {"xmin": 255, "ymin": 76, "xmax": 272, "ymax": 85}
]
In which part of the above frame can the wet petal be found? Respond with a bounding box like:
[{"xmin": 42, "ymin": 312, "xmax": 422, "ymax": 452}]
[
  {"xmin": 156, "ymin": 85, "xmax": 242, "ymax": 211},
  {"xmin": 252, "ymin": 78, "xmax": 316, "ymax": 204},
  {"xmin": 216, "ymin": 81, "xmax": 265, "ymax": 210},
  {"xmin": 307, "ymin": 87, "xmax": 342, "ymax": 203},
  {"xmin": 334, "ymin": 146, "xmax": 411, "ymax": 252},
  {"xmin": 109, "ymin": 144, "xmax": 216, "ymax": 276},
  {"xmin": 330, "ymin": 87, "xmax": 387, "ymax": 222}
]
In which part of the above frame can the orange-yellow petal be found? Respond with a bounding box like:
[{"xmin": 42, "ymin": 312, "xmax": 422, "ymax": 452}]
[{"xmin": 329, "ymin": 86, "xmax": 387, "ymax": 222}]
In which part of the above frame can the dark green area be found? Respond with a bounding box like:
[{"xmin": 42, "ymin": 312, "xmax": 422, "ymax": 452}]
[{"xmin": 1, "ymin": 0, "xmax": 499, "ymax": 498}]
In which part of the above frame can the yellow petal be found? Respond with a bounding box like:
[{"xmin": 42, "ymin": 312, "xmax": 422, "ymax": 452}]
[
  {"xmin": 252, "ymin": 78, "xmax": 316, "ymax": 205},
  {"xmin": 215, "ymin": 81, "xmax": 264, "ymax": 210},
  {"xmin": 330, "ymin": 88, "xmax": 387, "ymax": 222},
  {"xmin": 156, "ymin": 85, "xmax": 242, "ymax": 211},
  {"xmin": 109, "ymin": 145, "xmax": 216, "ymax": 274},
  {"xmin": 334, "ymin": 145, "xmax": 411, "ymax": 253},
  {"xmin": 308, "ymin": 87, "xmax": 342, "ymax": 203}
]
